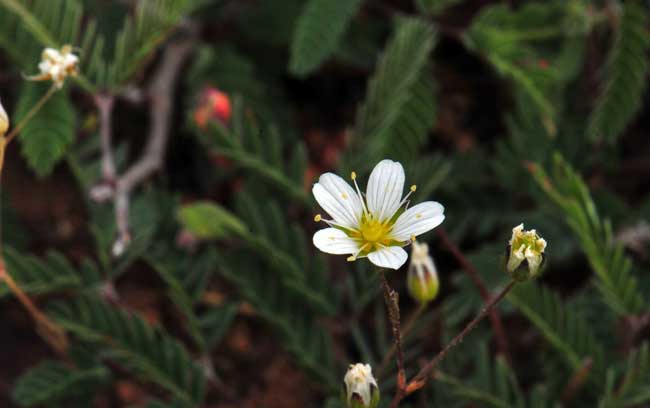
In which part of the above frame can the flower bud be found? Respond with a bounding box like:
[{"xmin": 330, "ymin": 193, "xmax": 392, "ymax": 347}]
[
  {"xmin": 407, "ymin": 241, "xmax": 439, "ymax": 304},
  {"xmin": 0, "ymin": 98, "xmax": 8, "ymax": 135},
  {"xmin": 343, "ymin": 363, "xmax": 380, "ymax": 408},
  {"xmin": 193, "ymin": 87, "xmax": 232, "ymax": 129},
  {"xmin": 506, "ymin": 223, "xmax": 547, "ymax": 281}
]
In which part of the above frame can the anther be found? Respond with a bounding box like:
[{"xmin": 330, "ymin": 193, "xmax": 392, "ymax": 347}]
[
  {"xmin": 410, "ymin": 185, "xmax": 417, "ymax": 192},
  {"xmin": 351, "ymin": 171, "xmax": 357, "ymax": 180},
  {"xmin": 347, "ymin": 256, "xmax": 356, "ymax": 262},
  {"xmin": 314, "ymin": 214, "xmax": 322, "ymax": 222}
]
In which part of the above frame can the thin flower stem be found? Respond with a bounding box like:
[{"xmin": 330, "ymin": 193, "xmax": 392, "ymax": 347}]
[
  {"xmin": 389, "ymin": 281, "xmax": 516, "ymax": 408},
  {"xmin": 4, "ymin": 84, "xmax": 57, "ymax": 145},
  {"xmin": 379, "ymin": 269, "xmax": 407, "ymax": 391},
  {"xmin": 378, "ymin": 302, "xmax": 426, "ymax": 378},
  {"xmin": 436, "ymin": 227, "xmax": 511, "ymax": 363}
]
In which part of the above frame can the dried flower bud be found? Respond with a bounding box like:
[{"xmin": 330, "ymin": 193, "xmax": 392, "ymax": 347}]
[
  {"xmin": 407, "ymin": 241, "xmax": 439, "ymax": 304},
  {"xmin": 193, "ymin": 87, "xmax": 232, "ymax": 129},
  {"xmin": 506, "ymin": 223, "xmax": 547, "ymax": 281},
  {"xmin": 26, "ymin": 45, "xmax": 79, "ymax": 89},
  {"xmin": 343, "ymin": 363, "xmax": 380, "ymax": 408},
  {"xmin": 0, "ymin": 98, "xmax": 8, "ymax": 136}
]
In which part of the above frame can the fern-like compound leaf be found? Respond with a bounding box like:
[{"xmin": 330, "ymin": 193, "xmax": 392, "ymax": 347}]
[
  {"xmin": 289, "ymin": 0, "xmax": 364, "ymax": 76},
  {"xmin": 587, "ymin": 1, "xmax": 650, "ymax": 143}
]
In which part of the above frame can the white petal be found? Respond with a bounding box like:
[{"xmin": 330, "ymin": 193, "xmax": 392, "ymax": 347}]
[
  {"xmin": 313, "ymin": 228, "xmax": 359, "ymax": 254},
  {"xmin": 391, "ymin": 201, "xmax": 445, "ymax": 241},
  {"xmin": 312, "ymin": 173, "xmax": 362, "ymax": 228},
  {"xmin": 368, "ymin": 246, "xmax": 408, "ymax": 269},
  {"xmin": 366, "ymin": 160, "xmax": 405, "ymax": 222}
]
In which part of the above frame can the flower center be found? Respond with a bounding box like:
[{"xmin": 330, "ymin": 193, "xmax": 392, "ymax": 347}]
[{"xmin": 360, "ymin": 218, "xmax": 390, "ymax": 243}]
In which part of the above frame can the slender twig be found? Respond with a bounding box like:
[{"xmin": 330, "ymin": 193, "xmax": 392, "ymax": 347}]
[
  {"xmin": 436, "ymin": 228, "xmax": 511, "ymax": 363},
  {"xmin": 94, "ymin": 94, "xmax": 116, "ymax": 182},
  {"xmin": 90, "ymin": 30, "xmax": 196, "ymax": 254},
  {"xmin": 389, "ymin": 281, "xmax": 516, "ymax": 408},
  {"xmin": 561, "ymin": 357, "xmax": 593, "ymax": 406},
  {"xmin": 379, "ymin": 269, "xmax": 407, "ymax": 391},
  {"xmin": 378, "ymin": 303, "xmax": 426, "ymax": 378},
  {"xmin": 0, "ymin": 83, "xmax": 67, "ymax": 354}
]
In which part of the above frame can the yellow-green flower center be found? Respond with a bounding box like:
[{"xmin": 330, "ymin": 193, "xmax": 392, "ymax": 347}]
[{"xmin": 360, "ymin": 218, "xmax": 391, "ymax": 243}]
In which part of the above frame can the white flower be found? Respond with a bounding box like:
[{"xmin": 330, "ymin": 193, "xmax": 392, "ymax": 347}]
[
  {"xmin": 506, "ymin": 223, "xmax": 547, "ymax": 281},
  {"xmin": 0, "ymin": 98, "xmax": 8, "ymax": 135},
  {"xmin": 312, "ymin": 159, "xmax": 445, "ymax": 270},
  {"xmin": 407, "ymin": 241, "xmax": 439, "ymax": 303},
  {"xmin": 26, "ymin": 45, "xmax": 79, "ymax": 89},
  {"xmin": 344, "ymin": 363, "xmax": 379, "ymax": 408}
]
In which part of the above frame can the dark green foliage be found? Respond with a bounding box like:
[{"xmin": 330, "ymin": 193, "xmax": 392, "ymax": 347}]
[
  {"xmin": 532, "ymin": 155, "xmax": 646, "ymax": 316},
  {"xmin": 49, "ymin": 297, "xmax": 206, "ymax": 405},
  {"xmin": 13, "ymin": 83, "xmax": 75, "ymax": 177},
  {"xmin": 195, "ymin": 98, "xmax": 310, "ymax": 206},
  {"xmin": 0, "ymin": 247, "xmax": 101, "ymax": 297},
  {"xmin": 289, "ymin": 0, "xmax": 365, "ymax": 76},
  {"xmin": 587, "ymin": 1, "xmax": 650, "ymax": 143},
  {"xmin": 217, "ymin": 251, "xmax": 338, "ymax": 390},
  {"xmin": 509, "ymin": 282, "xmax": 606, "ymax": 387},
  {"xmin": 348, "ymin": 17, "xmax": 437, "ymax": 169},
  {"xmin": 0, "ymin": 0, "xmax": 649, "ymax": 406},
  {"xmin": 12, "ymin": 361, "xmax": 109, "ymax": 407}
]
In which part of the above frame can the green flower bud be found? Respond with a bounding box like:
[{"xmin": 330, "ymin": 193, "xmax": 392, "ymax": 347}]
[
  {"xmin": 506, "ymin": 223, "xmax": 547, "ymax": 281},
  {"xmin": 343, "ymin": 363, "xmax": 380, "ymax": 408},
  {"xmin": 0, "ymin": 98, "xmax": 8, "ymax": 136},
  {"xmin": 407, "ymin": 241, "xmax": 439, "ymax": 304}
]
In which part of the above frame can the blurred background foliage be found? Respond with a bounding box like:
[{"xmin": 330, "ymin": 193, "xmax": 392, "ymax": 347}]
[{"xmin": 0, "ymin": 0, "xmax": 649, "ymax": 407}]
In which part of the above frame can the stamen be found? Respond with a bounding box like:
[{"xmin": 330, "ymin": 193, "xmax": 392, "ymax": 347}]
[
  {"xmin": 398, "ymin": 185, "xmax": 417, "ymax": 208},
  {"xmin": 350, "ymin": 170, "xmax": 368, "ymax": 215},
  {"xmin": 317, "ymin": 215, "xmax": 354, "ymax": 231},
  {"xmin": 348, "ymin": 243, "xmax": 370, "ymax": 262},
  {"xmin": 411, "ymin": 235, "xmax": 416, "ymax": 242}
]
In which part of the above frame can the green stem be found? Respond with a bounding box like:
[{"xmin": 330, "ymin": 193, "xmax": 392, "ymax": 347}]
[{"xmin": 4, "ymin": 84, "xmax": 57, "ymax": 145}]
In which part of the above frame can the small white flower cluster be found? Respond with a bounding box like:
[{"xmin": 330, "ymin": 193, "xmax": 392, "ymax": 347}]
[{"xmin": 27, "ymin": 45, "xmax": 79, "ymax": 89}]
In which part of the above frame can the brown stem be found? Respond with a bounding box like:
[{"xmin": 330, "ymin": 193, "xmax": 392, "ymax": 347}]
[
  {"xmin": 0, "ymin": 260, "xmax": 68, "ymax": 353},
  {"xmin": 389, "ymin": 281, "xmax": 516, "ymax": 408},
  {"xmin": 378, "ymin": 303, "xmax": 426, "ymax": 378},
  {"xmin": 379, "ymin": 269, "xmax": 406, "ymax": 391},
  {"xmin": 436, "ymin": 228, "xmax": 511, "ymax": 363},
  {"xmin": 561, "ymin": 357, "xmax": 593, "ymax": 406}
]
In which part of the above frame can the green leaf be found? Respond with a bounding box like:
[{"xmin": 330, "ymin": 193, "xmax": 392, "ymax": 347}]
[
  {"xmin": 177, "ymin": 201, "xmax": 247, "ymax": 239},
  {"xmin": 587, "ymin": 1, "xmax": 650, "ymax": 143},
  {"xmin": 49, "ymin": 297, "xmax": 206, "ymax": 405},
  {"xmin": 289, "ymin": 0, "xmax": 364, "ymax": 76},
  {"xmin": 14, "ymin": 83, "xmax": 75, "ymax": 177},
  {"xmin": 532, "ymin": 154, "xmax": 646, "ymax": 315},
  {"xmin": 0, "ymin": 247, "xmax": 101, "ymax": 297},
  {"xmin": 508, "ymin": 282, "xmax": 606, "ymax": 387},
  {"xmin": 12, "ymin": 361, "xmax": 109, "ymax": 407},
  {"xmin": 348, "ymin": 17, "xmax": 436, "ymax": 168}
]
